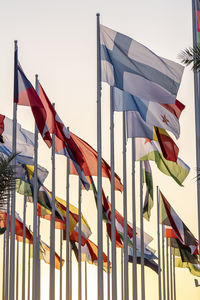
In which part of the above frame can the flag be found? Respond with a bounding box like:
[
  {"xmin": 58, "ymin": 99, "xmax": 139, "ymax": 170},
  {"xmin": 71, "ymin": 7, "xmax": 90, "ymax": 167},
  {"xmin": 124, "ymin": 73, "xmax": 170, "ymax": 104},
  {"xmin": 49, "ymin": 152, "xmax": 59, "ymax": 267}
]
[
  {"xmin": 128, "ymin": 246, "xmax": 159, "ymax": 274},
  {"xmin": 135, "ymin": 138, "xmax": 190, "ymax": 186},
  {"xmin": 142, "ymin": 161, "xmax": 153, "ymax": 221},
  {"xmin": 15, "ymin": 164, "xmax": 49, "ymax": 188},
  {"xmin": 40, "ymin": 240, "xmax": 64, "ymax": 270},
  {"xmin": 14, "ymin": 59, "xmax": 89, "ymax": 190},
  {"xmin": 69, "ymin": 132, "xmax": 123, "ymax": 192},
  {"xmin": 100, "ymin": 25, "xmax": 184, "ymax": 104},
  {"xmin": 0, "ymin": 114, "xmax": 35, "ymax": 165},
  {"xmin": 169, "ymin": 238, "xmax": 199, "ymax": 264},
  {"xmin": 113, "ymin": 87, "xmax": 185, "ymax": 139},
  {"xmin": 71, "ymin": 238, "xmax": 110, "ymax": 272},
  {"xmin": 160, "ymin": 191, "xmax": 198, "ymax": 254},
  {"xmin": 175, "ymin": 257, "xmax": 200, "ymax": 277},
  {"xmin": 0, "ymin": 209, "xmax": 33, "ymax": 243}
]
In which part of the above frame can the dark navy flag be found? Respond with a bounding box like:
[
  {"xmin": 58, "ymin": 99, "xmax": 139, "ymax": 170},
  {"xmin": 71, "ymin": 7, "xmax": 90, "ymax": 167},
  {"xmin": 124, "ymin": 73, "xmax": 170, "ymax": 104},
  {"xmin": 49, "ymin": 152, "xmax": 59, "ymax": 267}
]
[{"xmin": 100, "ymin": 25, "xmax": 184, "ymax": 104}]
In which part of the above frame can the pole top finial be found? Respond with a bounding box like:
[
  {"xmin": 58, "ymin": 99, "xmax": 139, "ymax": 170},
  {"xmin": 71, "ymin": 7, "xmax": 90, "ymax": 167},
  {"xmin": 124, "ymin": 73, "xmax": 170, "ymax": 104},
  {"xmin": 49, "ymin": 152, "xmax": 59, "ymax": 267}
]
[{"xmin": 96, "ymin": 13, "xmax": 100, "ymax": 17}]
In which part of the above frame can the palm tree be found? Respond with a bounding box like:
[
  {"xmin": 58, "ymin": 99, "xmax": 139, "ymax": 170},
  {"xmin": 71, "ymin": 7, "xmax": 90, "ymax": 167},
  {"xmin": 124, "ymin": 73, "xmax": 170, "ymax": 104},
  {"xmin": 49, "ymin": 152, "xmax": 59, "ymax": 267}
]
[
  {"xmin": 178, "ymin": 45, "xmax": 200, "ymax": 71},
  {"xmin": 0, "ymin": 153, "xmax": 16, "ymax": 210}
]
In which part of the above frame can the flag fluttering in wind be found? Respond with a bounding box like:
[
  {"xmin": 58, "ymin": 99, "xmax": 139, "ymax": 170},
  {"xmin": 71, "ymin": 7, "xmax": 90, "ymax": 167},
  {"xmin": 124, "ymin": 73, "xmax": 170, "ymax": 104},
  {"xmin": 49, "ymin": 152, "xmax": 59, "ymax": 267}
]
[
  {"xmin": 0, "ymin": 114, "xmax": 35, "ymax": 165},
  {"xmin": 39, "ymin": 240, "xmax": 64, "ymax": 270},
  {"xmin": 100, "ymin": 25, "xmax": 184, "ymax": 104},
  {"xmin": 0, "ymin": 210, "xmax": 33, "ymax": 243},
  {"xmin": 135, "ymin": 138, "xmax": 189, "ymax": 186},
  {"xmin": 160, "ymin": 191, "xmax": 198, "ymax": 255},
  {"xmin": 69, "ymin": 132, "xmax": 123, "ymax": 192},
  {"xmin": 142, "ymin": 161, "xmax": 153, "ymax": 221},
  {"xmin": 14, "ymin": 59, "xmax": 89, "ymax": 189},
  {"xmin": 71, "ymin": 238, "xmax": 110, "ymax": 272},
  {"xmin": 113, "ymin": 87, "xmax": 185, "ymax": 139}
]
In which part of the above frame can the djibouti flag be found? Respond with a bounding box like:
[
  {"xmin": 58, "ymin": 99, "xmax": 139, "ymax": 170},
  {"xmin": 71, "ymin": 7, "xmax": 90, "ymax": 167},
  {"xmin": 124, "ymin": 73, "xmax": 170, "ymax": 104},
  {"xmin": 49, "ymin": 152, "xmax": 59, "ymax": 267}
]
[{"xmin": 142, "ymin": 161, "xmax": 153, "ymax": 221}]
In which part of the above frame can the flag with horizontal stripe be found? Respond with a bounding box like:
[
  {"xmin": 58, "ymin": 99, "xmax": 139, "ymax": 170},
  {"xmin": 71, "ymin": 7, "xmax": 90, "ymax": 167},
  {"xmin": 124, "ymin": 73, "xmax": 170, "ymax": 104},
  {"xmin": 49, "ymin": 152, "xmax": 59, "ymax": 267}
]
[
  {"xmin": 142, "ymin": 161, "xmax": 153, "ymax": 221},
  {"xmin": 113, "ymin": 87, "xmax": 185, "ymax": 139},
  {"xmin": 100, "ymin": 25, "xmax": 184, "ymax": 104}
]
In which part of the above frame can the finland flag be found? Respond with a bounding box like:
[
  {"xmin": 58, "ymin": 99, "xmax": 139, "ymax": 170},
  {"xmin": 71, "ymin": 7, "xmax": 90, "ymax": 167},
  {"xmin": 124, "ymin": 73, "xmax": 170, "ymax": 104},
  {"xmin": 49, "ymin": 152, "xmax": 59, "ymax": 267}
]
[{"xmin": 100, "ymin": 25, "xmax": 184, "ymax": 104}]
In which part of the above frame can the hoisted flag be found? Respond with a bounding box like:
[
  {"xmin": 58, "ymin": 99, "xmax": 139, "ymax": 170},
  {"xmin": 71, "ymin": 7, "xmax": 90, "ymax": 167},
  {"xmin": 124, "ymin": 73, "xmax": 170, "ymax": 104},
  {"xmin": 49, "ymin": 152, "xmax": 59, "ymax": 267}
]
[
  {"xmin": 100, "ymin": 25, "xmax": 184, "ymax": 104},
  {"xmin": 113, "ymin": 87, "xmax": 185, "ymax": 139}
]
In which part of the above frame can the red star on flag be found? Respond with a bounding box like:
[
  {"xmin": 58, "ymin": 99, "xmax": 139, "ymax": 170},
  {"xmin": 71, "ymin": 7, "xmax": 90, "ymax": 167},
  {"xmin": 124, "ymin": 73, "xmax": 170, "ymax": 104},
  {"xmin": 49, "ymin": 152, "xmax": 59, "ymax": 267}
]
[
  {"xmin": 144, "ymin": 138, "xmax": 152, "ymax": 144},
  {"xmin": 161, "ymin": 114, "xmax": 169, "ymax": 124}
]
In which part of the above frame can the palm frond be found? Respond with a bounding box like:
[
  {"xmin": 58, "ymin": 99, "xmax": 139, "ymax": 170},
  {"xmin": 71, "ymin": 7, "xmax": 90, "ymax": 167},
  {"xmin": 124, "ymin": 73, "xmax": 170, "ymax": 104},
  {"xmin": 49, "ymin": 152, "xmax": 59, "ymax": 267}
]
[
  {"xmin": 0, "ymin": 153, "xmax": 17, "ymax": 210},
  {"xmin": 178, "ymin": 46, "xmax": 200, "ymax": 71}
]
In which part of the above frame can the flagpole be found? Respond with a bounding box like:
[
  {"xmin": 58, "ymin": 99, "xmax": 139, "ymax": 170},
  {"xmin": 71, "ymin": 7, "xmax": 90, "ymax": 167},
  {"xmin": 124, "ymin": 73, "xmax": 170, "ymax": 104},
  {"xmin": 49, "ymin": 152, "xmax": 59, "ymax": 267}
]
[
  {"xmin": 123, "ymin": 111, "xmax": 129, "ymax": 300},
  {"xmin": 121, "ymin": 248, "xmax": 124, "ymax": 300},
  {"xmin": 78, "ymin": 179, "xmax": 82, "ymax": 300},
  {"xmin": 132, "ymin": 138, "xmax": 137, "ymax": 300},
  {"xmin": 5, "ymin": 193, "xmax": 10, "ymax": 300},
  {"xmin": 172, "ymin": 254, "xmax": 176, "ymax": 300},
  {"xmin": 107, "ymin": 234, "xmax": 110, "ymax": 300},
  {"xmin": 60, "ymin": 230, "xmax": 63, "ymax": 300},
  {"xmin": 37, "ymin": 219, "xmax": 41, "ymax": 300},
  {"xmin": 2, "ymin": 231, "xmax": 6, "ymax": 300},
  {"xmin": 166, "ymin": 238, "xmax": 169, "ymax": 300},
  {"xmin": 66, "ymin": 142, "xmax": 70, "ymax": 300},
  {"xmin": 69, "ymin": 243, "xmax": 72, "ymax": 300},
  {"xmin": 192, "ymin": 0, "xmax": 200, "ymax": 258},
  {"xmin": 22, "ymin": 195, "xmax": 27, "ymax": 300},
  {"xmin": 169, "ymin": 247, "xmax": 173, "ymax": 300},
  {"xmin": 32, "ymin": 75, "xmax": 39, "ymax": 300},
  {"xmin": 110, "ymin": 86, "xmax": 117, "ymax": 300},
  {"xmin": 50, "ymin": 103, "xmax": 56, "ymax": 300},
  {"xmin": 157, "ymin": 186, "xmax": 162, "ymax": 300},
  {"xmin": 96, "ymin": 13, "xmax": 104, "ymax": 300},
  {"xmin": 28, "ymin": 226, "xmax": 31, "ymax": 300},
  {"xmin": 162, "ymin": 224, "xmax": 166, "ymax": 300},
  {"xmin": 85, "ymin": 261, "xmax": 87, "ymax": 300},
  {"xmin": 10, "ymin": 39, "xmax": 18, "ymax": 300},
  {"xmin": 16, "ymin": 240, "xmax": 19, "ymax": 300},
  {"xmin": 140, "ymin": 161, "xmax": 145, "ymax": 300}
]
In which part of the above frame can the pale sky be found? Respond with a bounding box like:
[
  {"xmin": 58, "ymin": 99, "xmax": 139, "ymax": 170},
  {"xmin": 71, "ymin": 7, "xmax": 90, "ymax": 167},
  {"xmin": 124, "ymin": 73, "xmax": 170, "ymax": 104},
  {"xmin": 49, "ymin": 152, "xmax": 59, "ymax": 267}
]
[{"xmin": 0, "ymin": 0, "xmax": 200, "ymax": 299}]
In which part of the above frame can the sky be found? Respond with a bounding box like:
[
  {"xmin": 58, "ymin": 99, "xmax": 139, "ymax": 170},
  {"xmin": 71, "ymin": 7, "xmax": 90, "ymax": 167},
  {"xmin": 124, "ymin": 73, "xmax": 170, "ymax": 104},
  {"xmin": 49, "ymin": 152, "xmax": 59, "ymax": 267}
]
[{"xmin": 0, "ymin": 0, "xmax": 200, "ymax": 299}]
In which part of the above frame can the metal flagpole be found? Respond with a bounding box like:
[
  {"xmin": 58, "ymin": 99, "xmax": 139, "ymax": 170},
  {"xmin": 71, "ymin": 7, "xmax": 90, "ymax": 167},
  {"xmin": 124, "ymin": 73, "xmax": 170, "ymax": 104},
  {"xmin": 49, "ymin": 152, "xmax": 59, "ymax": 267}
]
[
  {"xmin": 60, "ymin": 230, "xmax": 63, "ymax": 300},
  {"xmin": 110, "ymin": 86, "xmax": 117, "ymax": 300},
  {"xmin": 10, "ymin": 39, "xmax": 18, "ymax": 300},
  {"xmin": 16, "ymin": 240, "xmax": 19, "ymax": 300},
  {"xmin": 157, "ymin": 187, "xmax": 162, "ymax": 300},
  {"xmin": 85, "ymin": 261, "xmax": 87, "ymax": 300},
  {"xmin": 37, "ymin": 218, "xmax": 41, "ymax": 300},
  {"xmin": 140, "ymin": 162, "xmax": 145, "ymax": 300},
  {"xmin": 2, "ymin": 231, "xmax": 6, "ymax": 300},
  {"xmin": 169, "ymin": 247, "xmax": 173, "ymax": 300},
  {"xmin": 192, "ymin": 0, "xmax": 200, "ymax": 258},
  {"xmin": 121, "ymin": 248, "xmax": 124, "ymax": 300},
  {"xmin": 78, "ymin": 179, "xmax": 82, "ymax": 300},
  {"xmin": 123, "ymin": 111, "xmax": 129, "ymax": 300},
  {"xmin": 69, "ymin": 243, "xmax": 72, "ymax": 300},
  {"xmin": 173, "ymin": 254, "xmax": 176, "ymax": 300},
  {"xmin": 66, "ymin": 145, "xmax": 70, "ymax": 300},
  {"xmin": 166, "ymin": 238, "xmax": 169, "ymax": 300},
  {"xmin": 28, "ymin": 226, "xmax": 31, "ymax": 300},
  {"xmin": 50, "ymin": 103, "xmax": 56, "ymax": 300},
  {"xmin": 132, "ymin": 138, "xmax": 137, "ymax": 300},
  {"xmin": 107, "ymin": 234, "xmax": 110, "ymax": 300},
  {"xmin": 162, "ymin": 224, "xmax": 166, "ymax": 300},
  {"xmin": 32, "ymin": 75, "xmax": 39, "ymax": 300},
  {"xmin": 5, "ymin": 193, "xmax": 10, "ymax": 300},
  {"xmin": 22, "ymin": 195, "xmax": 27, "ymax": 300},
  {"xmin": 96, "ymin": 13, "xmax": 104, "ymax": 300}
]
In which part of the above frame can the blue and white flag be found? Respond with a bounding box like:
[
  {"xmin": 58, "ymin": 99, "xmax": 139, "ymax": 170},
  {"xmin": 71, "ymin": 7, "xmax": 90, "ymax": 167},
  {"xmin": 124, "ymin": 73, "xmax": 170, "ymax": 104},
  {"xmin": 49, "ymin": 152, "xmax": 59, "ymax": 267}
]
[
  {"xmin": 100, "ymin": 25, "xmax": 184, "ymax": 104},
  {"xmin": 0, "ymin": 115, "xmax": 34, "ymax": 165},
  {"xmin": 113, "ymin": 87, "xmax": 184, "ymax": 139}
]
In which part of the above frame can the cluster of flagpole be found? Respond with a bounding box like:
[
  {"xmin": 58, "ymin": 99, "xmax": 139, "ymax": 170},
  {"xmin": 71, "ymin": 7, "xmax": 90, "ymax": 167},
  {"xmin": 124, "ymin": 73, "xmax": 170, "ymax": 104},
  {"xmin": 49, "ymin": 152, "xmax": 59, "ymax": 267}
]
[{"xmin": 2, "ymin": 2, "xmax": 200, "ymax": 300}]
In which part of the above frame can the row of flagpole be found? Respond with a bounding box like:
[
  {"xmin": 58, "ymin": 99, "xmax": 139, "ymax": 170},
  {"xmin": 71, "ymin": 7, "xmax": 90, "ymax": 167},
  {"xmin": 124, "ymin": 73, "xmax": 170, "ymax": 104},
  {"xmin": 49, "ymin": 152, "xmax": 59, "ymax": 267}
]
[{"xmin": 2, "ymin": 3, "xmax": 199, "ymax": 300}]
